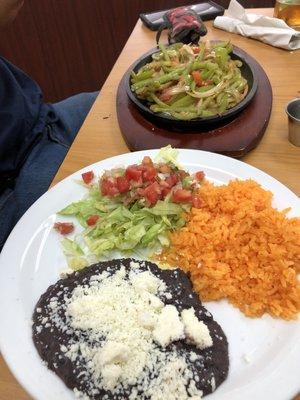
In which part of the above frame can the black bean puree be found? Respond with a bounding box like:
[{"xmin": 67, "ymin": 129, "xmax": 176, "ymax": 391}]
[{"xmin": 32, "ymin": 258, "xmax": 229, "ymax": 399}]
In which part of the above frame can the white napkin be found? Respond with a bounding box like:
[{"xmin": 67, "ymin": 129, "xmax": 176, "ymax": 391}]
[{"xmin": 214, "ymin": 0, "xmax": 300, "ymax": 50}]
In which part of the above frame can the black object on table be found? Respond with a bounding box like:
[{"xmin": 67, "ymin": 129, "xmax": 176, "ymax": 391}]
[{"xmin": 140, "ymin": 1, "xmax": 224, "ymax": 31}]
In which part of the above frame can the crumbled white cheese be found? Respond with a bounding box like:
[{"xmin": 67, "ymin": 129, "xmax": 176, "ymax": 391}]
[
  {"xmin": 129, "ymin": 260, "xmax": 141, "ymax": 269},
  {"xmin": 153, "ymin": 305, "xmax": 185, "ymax": 348},
  {"xmin": 42, "ymin": 263, "xmax": 212, "ymax": 399},
  {"xmin": 130, "ymin": 270, "xmax": 163, "ymax": 294},
  {"xmin": 73, "ymin": 388, "xmax": 90, "ymax": 399},
  {"xmin": 211, "ymin": 376, "xmax": 216, "ymax": 391},
  {"xmin": 97, "ymin": 341, "xmax": 129, "ymax": 366},
  {"xmin": 138, "ymin": 311, "xmax": 157, "ymax": 329},
  {"xmin": 181, "ymin": 308, "xmax": 213, "ymax": 349},
  {"xmin": 101, "ymin": 364, "xmax": 122, "ymax": 391},
  {"xmin": 242, "ymin": 353, "xmax": 252, "ymax": 364},
  {"xmin": 59, "ymin": 268, "xmax": 74, "ymax": 278},
  {"xmin": 144, "ymin": 292, "xmax": 164, "ymax": 310},
  {"xmin": 189, "ymin": 351, "xmax": 198, "ymax": 362},
  {"xmin": 144, "ymin": 356, "xmax": 203, "ymax": 400}
]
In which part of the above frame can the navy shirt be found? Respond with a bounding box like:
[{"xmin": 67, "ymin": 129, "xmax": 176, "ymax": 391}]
[{"xmin": 0, "ymin": 56, "xmax": 55, "ymax": 181}]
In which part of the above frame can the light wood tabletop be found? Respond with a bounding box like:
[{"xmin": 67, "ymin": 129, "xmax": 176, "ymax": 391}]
[{"xmin": 1, "ymin": 8, "xmax": 300, "ymax": 400}]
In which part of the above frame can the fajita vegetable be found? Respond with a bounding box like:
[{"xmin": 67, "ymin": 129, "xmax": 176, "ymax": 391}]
[{"xmin": 131, "ymin": 41, "xmax": 248, "ymax": 120}]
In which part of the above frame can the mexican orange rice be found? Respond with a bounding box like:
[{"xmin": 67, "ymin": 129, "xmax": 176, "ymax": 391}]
[{"xmin": 159, "ymin": 179, "xmax": 300, "ymax": 320}]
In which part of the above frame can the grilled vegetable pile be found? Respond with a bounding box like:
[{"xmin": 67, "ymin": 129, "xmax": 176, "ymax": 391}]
[{"xmin": 131, "ymin": 41, "xmax": 248, "ymax": 120}]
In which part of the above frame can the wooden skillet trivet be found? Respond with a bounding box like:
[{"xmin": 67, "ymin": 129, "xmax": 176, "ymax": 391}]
[{"xmin": 116, "ymin": 53, "xmax": 272, "ymax": 158}]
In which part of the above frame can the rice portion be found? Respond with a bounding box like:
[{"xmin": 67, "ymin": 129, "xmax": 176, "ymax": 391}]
[{"xmin": 159, "ymin": 180, "xmax": 300, "ymax": 320}]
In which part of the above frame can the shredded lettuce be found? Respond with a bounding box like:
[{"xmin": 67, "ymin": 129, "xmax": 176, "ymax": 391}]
[
  {"xmin": 61, "ymin": 238, "xmax": 84, "ymax": 256},
  {"xmin": 58, "ymin": 147, "xmax": 191, "ymax": 270},
  {"xmin": 58, "ymin": 190, "xmax": 189, "ymax": 269},
  {"xmin": 154, "ymin": 145, "xmax": 181, "ymax": 168},
  {"xmin": 68, "ymin": 257, "xmax": 88, "ymax": 271}
]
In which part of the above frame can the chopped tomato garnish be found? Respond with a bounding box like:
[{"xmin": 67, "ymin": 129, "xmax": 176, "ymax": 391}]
[
  {"xmin": 195, "ymin": 171, "xmax": 205, "ymax": 181},
  {"xmin": 159, "ymin": 164, "xmax": 171, "ymax": 174},
  {"xmin": 54, "ymin": 222, "xmax": 74, "ymax": 235},
  {"xmin": 159, "ymin": 180, "xmax": 171, "ymax": 198},
  {"xmin": 161, "ymin": 187, "xmax": 171, "ymax": 197},
  {"xmin": 192, "ymin": 195, "xmax": 204, "ymax": 208},
  {"xmin": 142, "ymin": 166, "xmax": 157, "ymax": 182},
  {"xmin": 192, "ymin": 47, "xmax": 200, "ymax": 54},
  {"xmin": 178, "ymin": 170, "xmax": 189, "ymax": 179},
  {"xmin": 172, "ymin": 189, "xmax": 192, "ymax": 203},
  {"xmin": 191, "ymin": 71, "xmax": 203, "ymax": 87},
  {"xmin": 142, "ymin": 156, "xmax": 153, "ymax": 166},
  {"xmin": 143, "ymin": 182, "xmax": 161, "ymax": 205},
  {"xmin": 86, "ymin": 215, "xmax": 100, "ymax": 226},
  {"xmin": 125, "ymin": 165, "xmax": 143, "ymax": 182},
  {"xmin": 100, "ymin": 178, "xmax": 119, "ymax": 197},
  {"xmin": 159, "ymin": 180, "xmax": 170, "ymax": 189},
  {"xmin": 81, "ymin": 170, "xmax": 94, "ymax": 184},
  {"xmin": 159, "ymin": 90, "xmax": 172, "ymax": 103},
  {"xmin": 165, "ymin": 174, "xmax": 178, "ymax": 187},
  {"xmin": 116, "ymin": 176, "xmax": 130, "ymax": 193}
]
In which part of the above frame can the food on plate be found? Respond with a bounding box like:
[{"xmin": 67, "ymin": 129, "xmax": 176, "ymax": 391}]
[
  {"xmin": 54, "ymin": 222, "xmax": 75, "ymax": 235},
  {"xmin": 130, "ymin": 41, "xmax": 248, "ymax": 120},
  {"xmin": 32, "ymin": 258, "xmax": 229, "ymax": 399},
  {"xmin": 56, "ymin": 146, "xmax": 205, "ymax": 268},
  {"xmin": 159, "ymin": 179, "xmax": 300, "ymax": 320},
  {"xmin": 54, "ymin": 147, "xmax": 300, "ymax": 320}
]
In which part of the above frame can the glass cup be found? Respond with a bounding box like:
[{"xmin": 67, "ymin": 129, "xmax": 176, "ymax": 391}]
[{"xmin": 274, "ymin": 0, "xmax": 300, "ymax": 30}]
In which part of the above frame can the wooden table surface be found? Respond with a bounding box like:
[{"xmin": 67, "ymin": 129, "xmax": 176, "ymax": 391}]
[{"xmin": 1, "ymin": 8, "xmax": 300, "ymax": 400}]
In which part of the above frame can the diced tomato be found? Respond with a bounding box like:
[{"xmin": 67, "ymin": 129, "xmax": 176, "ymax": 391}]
[
  {"xmin": 165, "ymin": 174, "xmax": 178, "ymax": 187},
  {"xmin": 142, "ymin": 156, "xmax": 153, "ymax": 166},
  {"xmin": 125, "ymin": 165, "xmax": 143, "ymax": 182},
  {"xmin": 172, "ymin": 189, "xmax": 192, "ymax": 203},
  {"xmin": 143, "ymin": 166, "xmax": 157, "ymax": 182},
  {"xmin": 192, "ymin": 195, "xmax": 204, "ymax": 208},
  {"xmin": 143, "ymin": 182, "xmax": 161, "ymax": 205},
  {"xmin": 159, "ymin": 180, "xmax": 171, "ymax": 198},
  {"xmin": 81, "ymin": 170, "xmax": 94, "ymax": 184},
  {"xmin": 159, "ymin": 180, "xmax": 170, "ymax": 189},
  {"xmin": 191, "ymin": 71, "xmax": 203, "ymax": 87},
  {"xmin": 161, "ymin": 187, "xmax": 171, "ymax": 198},
  {"xmin": 192, "ymin": 47, "xmax": 200, "ymax": 54},
  {"xmin": 54, "ymin": 222, "xmax": 74, "ymax": 235},
  {"xmin": 100, "ymin": 177, "xmax": 119, "ymax": 197},
  {"xmin": 195, "ymin": 171, "xmax": 205, "ymax": 181},
  {"xmin": 137, "ymin": 188, "xmax": 145, "ymax": 197},
  {"xmin": 178, "ymin": 170, "xmax": 189, "ymax": 179},
  {"xmin": 86, "ymin": 215, "xmax": 100, "ymax": 226},
  {"xmin": 130, "ymin": 178, "xmax": 143, "ymax": 188},
  {"xmin": 116, "ymin": 176, "xmax": 130, "ymax": 193},
  {"xmin": 159, "ymin": 164, "xmax": 171, "ymax": 174},
  {"xmin": 159, "ymin": 89, "xmax": 172, "ymax": 103}
]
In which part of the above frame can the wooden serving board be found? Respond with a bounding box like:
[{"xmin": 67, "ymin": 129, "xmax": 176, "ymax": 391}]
[{"xmin": 116, "ymin": 55, "xmax": 272, "ymax": 158}]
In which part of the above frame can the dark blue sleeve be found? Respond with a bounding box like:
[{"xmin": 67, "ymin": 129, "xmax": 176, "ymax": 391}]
[{"xmin": 0, "ymin": 56, "xmax": 51, "ymax": 178}]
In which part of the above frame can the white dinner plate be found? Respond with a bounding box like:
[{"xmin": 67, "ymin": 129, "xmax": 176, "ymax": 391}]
[{"xmin": 0, "ymin": 149, "xmax": 299, "ymax": 400}]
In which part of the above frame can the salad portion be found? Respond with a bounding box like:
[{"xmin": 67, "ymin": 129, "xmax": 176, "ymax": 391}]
[
  {"xmin": 130, "ymin": 41, "xmax": 248, "ymax": 120},
  {"xmin": 54, "ymin": 147, "xmax": 205, "ymax": 269}
]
